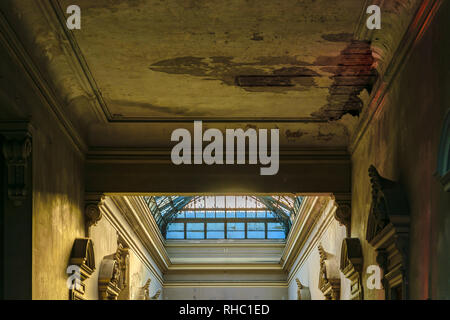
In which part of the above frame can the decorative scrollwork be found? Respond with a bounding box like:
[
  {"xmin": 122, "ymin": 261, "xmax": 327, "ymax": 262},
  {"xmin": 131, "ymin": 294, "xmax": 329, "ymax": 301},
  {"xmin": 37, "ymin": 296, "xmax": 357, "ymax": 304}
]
[
  {"xmin": 340, "ymin": 238, "xmax": 363, "ymax": 300},
  {"xmin": 85, "ymin": 193, "xmax": 106, "ymax": 234},
  {"xmin": 366, "ymin": 165, "xmax": 410, "ymax": 299},
  {"xmin": 68, "ymin": 238, "xmax": 95, "ymax": 300},
  {"xmin": 98, "ymin": 239, "xmax": 130, "ymax": 300},
  {"xmin": 2, "ymin": 135, "xmax": 32, "ymax": 206},
  {"xmin": 318, "ymin": 244, "xmax": 340, "ymax": 300}
]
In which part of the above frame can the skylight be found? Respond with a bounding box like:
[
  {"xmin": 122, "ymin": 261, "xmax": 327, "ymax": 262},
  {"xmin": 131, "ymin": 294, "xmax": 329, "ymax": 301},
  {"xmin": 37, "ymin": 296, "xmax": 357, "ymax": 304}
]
[{"xmin": 143, "ymin": 195, "xmax": 303, "ymax": 240}]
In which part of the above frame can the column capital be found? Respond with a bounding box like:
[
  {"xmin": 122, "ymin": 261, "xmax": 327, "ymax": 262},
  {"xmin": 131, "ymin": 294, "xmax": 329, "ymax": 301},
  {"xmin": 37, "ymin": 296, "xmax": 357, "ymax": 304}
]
[
  {"xmin": 85, "ymin": 193, "xmax": 106, "ymax": 233},
  {"xmin": 1, "ymin": 123, "xmax": 33, "ymax": 206},
  {"xmin": 332, "ymin": 193, "xmax": 351, "ymax": 237}
]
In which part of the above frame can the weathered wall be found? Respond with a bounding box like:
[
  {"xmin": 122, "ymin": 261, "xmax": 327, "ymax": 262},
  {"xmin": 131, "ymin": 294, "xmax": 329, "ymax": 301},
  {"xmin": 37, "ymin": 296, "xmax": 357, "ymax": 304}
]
[
  {"xmin": 351, "ymin": 1, "xmax": 450, "ymax": 300},
  {"xmin": 0, "ymin": 12, "xmax": 86, "ymax": 298},
  {"xmin": 31, "ymin": 122, "xmax": 85, "ymax": 300}
]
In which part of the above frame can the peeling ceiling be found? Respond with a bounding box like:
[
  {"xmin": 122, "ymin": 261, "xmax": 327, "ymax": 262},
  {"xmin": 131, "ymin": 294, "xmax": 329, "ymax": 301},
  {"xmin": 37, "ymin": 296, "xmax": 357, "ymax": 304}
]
[{"xmin": 58, "ymin": 0, "xmax": 373, "ymax": 122}]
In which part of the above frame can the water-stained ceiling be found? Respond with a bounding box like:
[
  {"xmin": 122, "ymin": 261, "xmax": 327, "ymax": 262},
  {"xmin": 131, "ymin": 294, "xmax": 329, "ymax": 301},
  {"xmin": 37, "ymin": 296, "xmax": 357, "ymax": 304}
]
[{"xmin": 59, "ymin": 0, "xmax": 374, "ymax": 122}]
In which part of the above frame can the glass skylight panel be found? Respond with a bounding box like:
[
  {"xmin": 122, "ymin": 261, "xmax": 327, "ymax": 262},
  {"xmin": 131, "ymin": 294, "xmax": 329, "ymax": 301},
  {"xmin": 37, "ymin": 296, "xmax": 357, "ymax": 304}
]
[
  {"xmin": 247, "ymin": 196, "xmax": 257, "ymax": 207},
  {"xmin": 185, "ymin": 211, "xmax": 195, "ymax": 218},
  {"xmin": 246, "ymin": 211, "xmax": 256, "ymax": 218},
  {"xmin": 205, "ymin": 196, "xmax": 215, "ymax": 208},
  {"xmin": 236, "ymin": 211, "xmax": 246, "ymax": 218},
  {"xmin": 166, "ymin": 223, "xmax": 184, "ymax": 239},
  {"xmin": 247, "ymin": 222, "xmax": 265, "ymax": 239},
  {"xmin": 216, "ymin": 196, "xmax": 225, "ymax": 208},
  {"xmin": 145, "ymin": 195, "xmax": 303, "ymax": 240},
  {"xmin": 226, "ymin": 211, "xmax": 236, "ymax": 218},
  {"xmin": 216, "ymin": 210, "xmax": 225, "ymax": 218},
  {"xmin": 227, "ymin": 223, "xmax": 245, "ymax": 239},
  {"xmin": 268, "ymin": 222, "xmax": 286, "ymax": 239},
  {"xmin": 196, "ymin": 211, "xmax": 205, "ymax": 218},
  {"xmin": 186, "ymin": 223, "xmax": 204, "ymax": 239},
  {"xmin": 236, "ymin": 196, "xmax": 246, "ymax": 207},
  {"xmin": 207, "ymin": 223, "xmax": 225, "ymax": 239},
  {"xmin": 226, "ymin": 196, "xmax": 235, "ymax": 208}
]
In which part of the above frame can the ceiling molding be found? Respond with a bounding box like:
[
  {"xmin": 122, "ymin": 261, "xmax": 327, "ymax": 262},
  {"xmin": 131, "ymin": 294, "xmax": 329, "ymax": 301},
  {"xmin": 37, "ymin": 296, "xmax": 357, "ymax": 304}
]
[
  {"xmin": 165, "ymin": 240, "xmax": 285, "ymax": 248},
  {"xmin": 110, "ymin": 196, "xmax": 171, "ymax": 272},
  {"xmin": 86, "ymin": 147, "xmax": 350, "ymax": 164},
  {"xmin": 35, "ymin": 0, "xmax": 331, "ymax": 124},
  {"xmin": 350, "ymin": 0, "xmax": 443, "ymax": 154},
  {"xmin": 163, "ymin": 281, "xmax": 288, "ymax": 288},
  {"xmin": 107, "ymin": 117, "xmax": 331, "ymax": 123},
  {"xmin": 167, "ymin": 263, "xmax": 284, "ymax": 272},
  {"xmin": 25, "ymin": 0, "xmax": 368, "ymax": 124},
  {"xmin": 0, "ymin": 9, "xmax": 87, "ymax": 157},
  {"xmin": 286, "ymin": 199, "xmax": 337, "ymax": 284},
  {"xmin": 281, "ymin": 196, "xmax": 318, "ymax": 268},
  {"xmin": 44, "ymin": 0, "xmax": 110, "ymax": 123},
  {"xmin": 281, "ymin": 196, "xmax": 338, "ymax": 283},
  {"xmin": 282, "ymin": 196, "xmax": 333, "ymax": 272}
]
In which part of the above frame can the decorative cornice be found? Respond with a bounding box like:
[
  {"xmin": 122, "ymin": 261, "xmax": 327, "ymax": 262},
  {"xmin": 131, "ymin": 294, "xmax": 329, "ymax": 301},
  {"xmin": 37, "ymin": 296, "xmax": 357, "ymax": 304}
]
[
  {"xmin": 86, "ymin": 147, "xmax": 350, "ymax": 165},
  {"xmin": 282, "ymin": 196, "xmax": 321, "ymax": 270},
  {"xmin": 69, "ymin": 238, "xmax": 96, "ymax": 281},
  {"xmin": 350, "ymin": 0, "xmax": 443, "ymax": 154},
  {"xmin": 85, "ymin": 193, "xmax": 105, "ymax": 236},
  {"xmin": 163, "ymin": 281, "xmax": 288, "ymax": 288},
  {"xmin": 332, "ymin": 193, "xmax": 352, "ymax": 237},
  {"xmin": 165, "ymin": 240, "xmax": 285, "ymax": 248},
  {"xmin": 167, "ymin": 263, "xmax": 284, "ymax": 272},
  {"xmin": 43, "ymin": 0, "xmax": 110, "ymax": 123},
  {"xmin": 67, "ymin": 238, "xmax": 95, "ymax": 300},
  {"xmin": 0, "ymin": 11, "xmax": 87, "ymax": 156},
  {"xmin": 98, "ymin": 245, "xmax": 127, "ymax": 300},
  {"xmin": 318, "ymin": 244, "xmax": 340, "ymax": 300},
  {"xmin": 111, "ymin": 196, "xmax": 171, "ymax": 272},
  {"xmin": 366, "ymin": 165, "xmax": 410, "ymax": 299},
  {"xmin": 340, "ymin": 238, "xmax": 364, "ymax": 300}
]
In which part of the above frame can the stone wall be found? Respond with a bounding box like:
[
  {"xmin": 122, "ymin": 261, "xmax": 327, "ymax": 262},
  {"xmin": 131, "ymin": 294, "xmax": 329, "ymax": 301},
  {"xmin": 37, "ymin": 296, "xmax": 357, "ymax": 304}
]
[
  {"xmin": 31, "ymin": 122, "xmax": 86, "ymax": 300},
  {"xmin": 0, "ymin": 14, "xmax": 86, "ymax": 298},
  {"xmin": 351, "ymin": 0, "xmax": 450, "ymax": 299}
]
